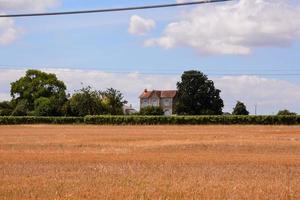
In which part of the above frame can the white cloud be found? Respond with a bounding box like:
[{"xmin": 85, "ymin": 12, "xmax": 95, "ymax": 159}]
[
  {"xmin": 0, "ymin": 68, "xmax": 300, "ymax": 114},
  {"xmin": 214, "ymin": 76, "xmax": 300, "ymax": 114},
  {"xmin": 0, "ymin": 0, "xmax": 59, "ymax": 12},
  {"xmin": 146, "ymin": 0, "xmax": 300, "ymax": 55},
  {"xmin": 0, "ymin": 14, "xmax": 20, "ymax": 44},
  {"xmin": 129, "ymin": 15, "xmax": 156, "ymax": 36},
  {"xmin": 0, "ymin": 0, "xmax": 59, "ymax": 45}
]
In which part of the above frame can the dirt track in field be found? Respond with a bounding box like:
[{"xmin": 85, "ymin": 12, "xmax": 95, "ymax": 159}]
[{"xmin": 0, "ymin": 125, "xmax": 300, "ymax": 199}]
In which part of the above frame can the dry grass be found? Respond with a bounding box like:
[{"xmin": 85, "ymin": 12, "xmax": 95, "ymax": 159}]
[{"xmin": 0, "ymin": 125, "xmax": 300, "ymax": 199}]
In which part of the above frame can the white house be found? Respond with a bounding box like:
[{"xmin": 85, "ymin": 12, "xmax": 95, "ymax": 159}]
[{"xmin": 139, "ymin": 89, "xmax": 177, "ymax": 116}]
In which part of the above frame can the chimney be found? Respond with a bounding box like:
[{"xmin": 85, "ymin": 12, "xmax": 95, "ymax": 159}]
[{"xmin": 144, "ymin": 88, "xmax": 148, "ymax": 93}]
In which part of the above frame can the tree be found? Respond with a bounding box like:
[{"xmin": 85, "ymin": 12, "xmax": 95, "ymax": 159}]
[
  {"xmin": 176, "ymin": 70, "xmax": 224, "ymax": 115},
  {"xmin": 102, "ymin": 88, "xmax": 127, "ymax": 115},
  {"xmin": 140, "ymin": 106, "xmax": 164, "ymax": 115},
  {"xmin": 34, "ymin": 97, "xmax": 54, "ymax": 116},
  {"xmin": 232, "ymin": 101, "xmax": 249, "ymax": 115},
  {"xmin": 277, "ymin": 109, "xmax": 297, "ymax": 116},
  {"xmin": 11, "ymin": 99, "xmax": 29, "ymax": 116},
  {"xmin": 0, "ymin": 101, "xmax": 14, "ymax": 116},
  {"xmin": 10, "ymin": 69, "xmax": 67, "ymax": 115},
  {"xmin": 69, "ymin": 86, "xmax": 104, "ymax": 116}
]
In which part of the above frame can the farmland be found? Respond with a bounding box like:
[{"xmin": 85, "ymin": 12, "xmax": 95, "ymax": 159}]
[{"xmin": 0, "ymin": 125, "xmax": 300, "ymax": 199}]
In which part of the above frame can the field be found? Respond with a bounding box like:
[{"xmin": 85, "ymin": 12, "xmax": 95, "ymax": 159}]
[{"xmin": 0, "ymin": 125, "xmax": 300, "ymax": 199}]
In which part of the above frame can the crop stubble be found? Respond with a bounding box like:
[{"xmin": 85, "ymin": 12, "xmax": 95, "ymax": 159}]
[{"xmin": 0, "ymin": 125, "xmax": 300, "ymax": 199}]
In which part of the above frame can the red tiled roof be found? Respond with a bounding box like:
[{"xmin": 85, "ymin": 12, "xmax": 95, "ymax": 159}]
[
  {"xmin": 161, "ymin": 90, "xmax": 177, "ymax": 98},
  {"xmin": 139, "ymin": 90, "xmax": 177, "ymax": 98},
  {"xmin": 139, "ymin": 90, "xmax": 152, "ymax": 98}
]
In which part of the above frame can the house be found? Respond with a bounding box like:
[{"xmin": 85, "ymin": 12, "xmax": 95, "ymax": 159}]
[{"xmin": 139, "ymin": 89, "xmax": 177, "ymax": 116}]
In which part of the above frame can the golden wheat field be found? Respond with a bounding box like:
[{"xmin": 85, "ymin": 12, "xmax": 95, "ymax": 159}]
[{"xmin": 0, "ymin": 125, "xmax": 300, "ymax": 199}]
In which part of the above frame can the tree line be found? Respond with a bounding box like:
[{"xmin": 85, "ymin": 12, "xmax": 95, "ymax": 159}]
[
  {"xmin": 0, "ymin": 69, "xmax": 297, "ymax": 116},
  {"xmin": 0, "ymin": 70, "xmax": 127, "ymax": 116}
]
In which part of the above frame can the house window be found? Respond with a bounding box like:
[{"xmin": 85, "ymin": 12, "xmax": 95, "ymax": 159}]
[
  {"xmin": 164, "ymin": 98, "xmax": 170, "ymax": 106},
  {"xmin": 143, "ymin": 99, "xmax": 148, "ymax": 106},
  {"xmin": 152, "ymin": 98, "xmax": 159, "ymax": 106}
]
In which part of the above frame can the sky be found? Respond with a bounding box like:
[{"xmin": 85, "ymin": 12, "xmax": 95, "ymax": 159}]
[{"xmin": 0, "ymin": 0, "xmax": 300, "ymax": 114}]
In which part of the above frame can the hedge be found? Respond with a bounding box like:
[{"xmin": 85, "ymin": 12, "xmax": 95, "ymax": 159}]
[
  {"xmin": 0, "ymin": 115, "xmax": 299, "ymax": 125},
  {"xmin": 0, "ymin": 116, "xmax": 84, "ymax": 125},
  {"xmin": 84, "ymin": 115, "xmax": 300, "ymax": 125}
]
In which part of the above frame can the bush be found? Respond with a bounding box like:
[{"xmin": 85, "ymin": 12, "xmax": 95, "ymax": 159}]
[
  {"xmin": 34, "ymin": 97, "xmax": 54, "ymax": 116},
  {"xmin": 11, "ymin": 100, "xmax": 29, "ymax": 116},
  {"xmin": 0, "ymin": 115, "xmax": 299, "ymax": 125},
  {"xmin": 0, "ymin": 116, "xmax": 84, "ymax": 125},
  {"xmin": 232, "ymin": 101, "xmax": 249, "ymax": 115},
  {"xmin": 0, "ymin": 101, "xmax": 14, "ymax": 116},
  {"xmin": 69, "ymin": 86, "xmax": 104, "ymax": 117},
  {"xmin": 84, "ymin": 115, "xmax": 300, "ymax": 125},
  {"xmin": 139, "ymin": 106, "xmax": 164, "ymax": 116},
  {"xmin": 277, "ymin": 109, "xmax": 297, "ymax": 116}
]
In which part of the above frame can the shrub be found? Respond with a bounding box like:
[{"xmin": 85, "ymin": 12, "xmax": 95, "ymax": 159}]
[
  {"xmin": 232, "ymin": 101, "xmax": 249, "ymax": 115},
  {"xmin": 11, "ymin": 100, "xmax": 29, "ymax": 116},
  {"xmin": 34, "ymin": 97, "xmax": 54, "ymax": 116},
  {"xmin": 0, "ymin": 101, "xmax": 14, "ymax": 116},
  {"xmin": 84, "ymin": 115, "xmax": 300, "ymax": 125},
  {"xmin": 0, "ymin": 116, "xmax": 84, "ymax": 125},
  {"xmin": 277, "ymin": 109, "xmax": 297, "ymax": 116},
  {"xmin": 139, "ymin": 106, "xmax": 164, "ymax": 116},
  {"xmin": 69, "ymin": 87, "xmax": 104, "ymax": 116},
  {"xmin": 0, "ymin": 115, "xmax": 299, "ymax": 125}
]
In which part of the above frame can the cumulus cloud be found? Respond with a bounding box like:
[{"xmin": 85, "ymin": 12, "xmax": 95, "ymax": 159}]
[
  {"xmin": 0, "ymin": 0, "xmax": 59, "ymax": 45},
  {"xmin": 0, "ymin": 0, "xmax": 59, "ymax": 12},
  {"xmin": 146, "ymin": 0, "xmax": 300, "ymax": 55},
  {"xmin": 1, "ymin": 68, "xmax": 300, "ymax": 114},
  {"xmin": 0, "ymin": 14, "xmax": 20, "ymax": 44},
  {"xmin": 214, "ymin": 76, "xmax": 300, "ymax": 114},
  {"xmin": 129, "ymin": 15, "xmax": 156, "ymax": 36}
]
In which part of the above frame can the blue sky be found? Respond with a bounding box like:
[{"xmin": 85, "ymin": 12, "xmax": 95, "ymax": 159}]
[
  {"xmin": 0, "ymin": 0, "xmax": 300, "ymax": 114},
  {"xmin": 1, "ymin": 0, "xmax": 299, "ymax": 73}
]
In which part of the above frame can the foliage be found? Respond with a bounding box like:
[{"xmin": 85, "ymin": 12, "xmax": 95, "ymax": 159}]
[
  {"xmin": 277, "ymin": 109, "xmax": 297, "ymax": 116},
  {"xmin": 0, "ymin": 116, "xmax": 84, "ymax": 124},
  {"xmin": 34, "ymin": 97, "xmax": 54, "ymax": 116},
  {"xmin": 61, "ymin": 100, "xmax": 72, "ymax": 117},
  {"xmin": 0, "ymin": 115, "xmax": 299, "ymax": 125},
  {"xmin": 0, "ymin": 101, "xmax": 14, "ymax": 116},
  {"xmin": 102, "ymin": 88, "xmax": 127, "ymax": 115},
  {"xmin": 10, "ymin": 69, "xmax": 67, "ymax": 115},
  {"xmin": 3, "ymin": 69, "xmax": 128, "ymax": 117},
  {"xmin": 83, "ymin": 115, "xmax": 300, "ymax": 125},
  {"xmin": 11, "ymin": 99, "xmax": 29, "ymax": 116},
  {"xmin": 232, "ymin": 101, "xmax": 249, "ymax": 115},
  {"xmin": 139, "ymin": 106, "xmax": 164, "ymax": 116},
  {"xmin": 69, "ymin": 86, "xmax": 104, "ymax": 116},
  {"xmin": 176, "ymin": 70, "xmax": 224, "ymax": 115}
]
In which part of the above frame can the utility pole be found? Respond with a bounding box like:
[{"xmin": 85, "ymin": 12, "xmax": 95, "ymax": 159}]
[{"xmin": 254, "ymin": 104, "xmax": 257, "ymax": 115}]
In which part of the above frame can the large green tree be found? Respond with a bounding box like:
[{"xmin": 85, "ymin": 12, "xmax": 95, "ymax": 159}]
[
  {"xmin": 102, "ymin": 88, "xmax": 127, "ymax": 115},
  {"xmin": 232, "ymin": 101, "xmax": 249, "ymax": 115},
  {"xmin": 10, "ymin": 69, "xmax": 67, "ymax": 116},
  {"xmin": 176, "ymin": 70, "xmax": 224, "ymax": 115},
  {"xmin": 69, "ymin": 86, "xmax": 104, "ymax": 116}
]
